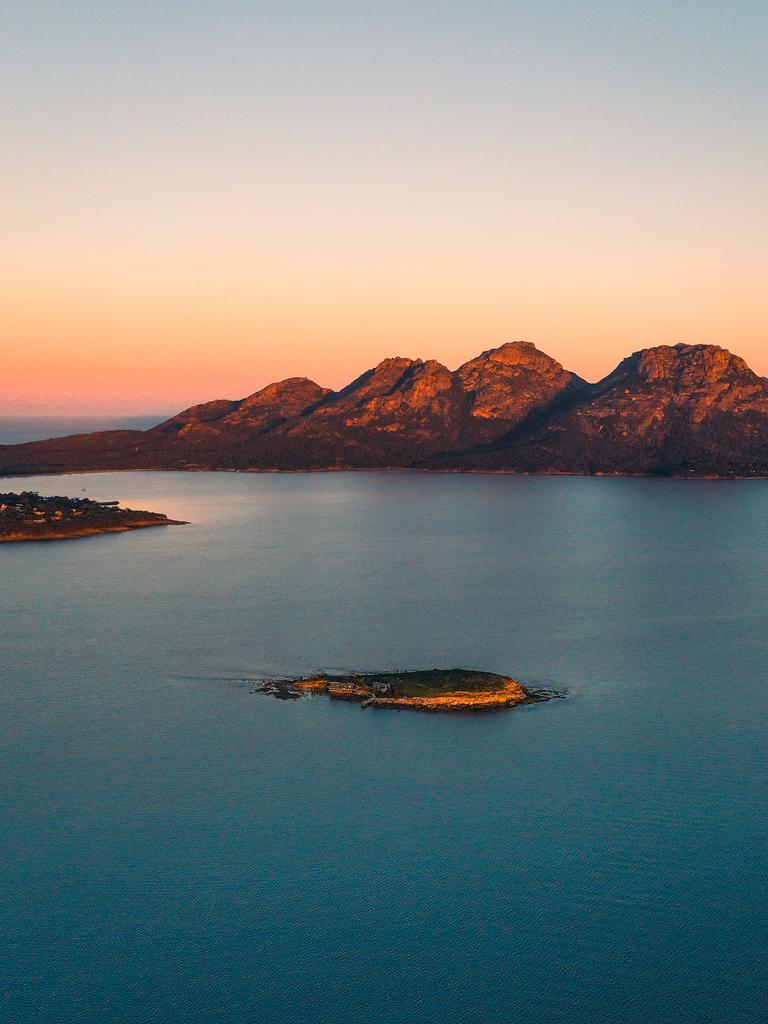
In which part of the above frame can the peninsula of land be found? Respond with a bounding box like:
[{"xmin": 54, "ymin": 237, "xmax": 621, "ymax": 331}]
[
  {"xmin": 254, "ymin": 669, "xmax": 559, "ymax": 712},
  {"xmin": 0, "ymin": 491, "xmax": 187, "ymax": 542}
]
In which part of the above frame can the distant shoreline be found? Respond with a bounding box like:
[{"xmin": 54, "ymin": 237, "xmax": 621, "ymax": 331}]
[{"xmin": 1, "ymin": 465, "xmax": 765, "ymax": 482}]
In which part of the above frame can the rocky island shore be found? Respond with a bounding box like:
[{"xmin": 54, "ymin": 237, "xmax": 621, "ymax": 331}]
[
  {"xmin": 0, "ymin": 491, "xmax": 187, "ymax": 542},
  {"xmin": 254, "ymin": 669, "xmax": 561, "ymax": 712}
]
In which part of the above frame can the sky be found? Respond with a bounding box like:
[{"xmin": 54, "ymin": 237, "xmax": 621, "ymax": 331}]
[{"xmin": 2, "ymin": 0, "xmax": 767, "ymax": 415}]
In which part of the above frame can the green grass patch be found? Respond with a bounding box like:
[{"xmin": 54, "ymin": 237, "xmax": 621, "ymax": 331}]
[{"xmin": 321, "ymin": 668, "xmax": 514, "ymax": 698}]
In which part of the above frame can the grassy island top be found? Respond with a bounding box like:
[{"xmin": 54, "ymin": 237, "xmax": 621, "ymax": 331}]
[
  {"xmin": 255, "ymin": 668, "xmax": 560, "ymax": 712},
  {"xmin": 317, "ymin": 669, "xmax": 519, "ymax": 697}
]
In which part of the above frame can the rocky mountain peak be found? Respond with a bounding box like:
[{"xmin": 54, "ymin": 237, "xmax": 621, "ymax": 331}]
[
  {"xmin": 661, "ymin": 344, "xmax": 753, "ymax": 384},
  {"xmin": 476, "ymin": 340, "xmax": 561, "ymax": 369},
  {"xmin": 374, "ymin": 356, "xmax": 422, "ymax": 371},
  {"xmin": 611, "ymin": 344, "xmax": 755, "ymax": 388},
  {"xmin": 316, "ymin": 356, "xmax": 459, "ymax": 437},
  {"xmin": 455, "ymin": 340, "xmax": 584, "ymax": 435},
  {"xmin": 239, "ymin": 377, "xmax": 330, "ymax": 410},
  {"xmin": 457, "ymin": 340, "xmax": 579, "ymax": 387},
  {"xmin": 323, "ymin": 358, "xmax": 424, "ymax": 412}
]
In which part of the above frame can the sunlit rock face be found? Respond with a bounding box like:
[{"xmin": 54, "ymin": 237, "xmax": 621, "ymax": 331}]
[
  {"xmin": 444, "ymin": 344, "xmax": 768, "ymax": 476},
  {"xmin": 263, "ymin": 358, "xmax": 467, "ymax": 467},
  {"xmin": 271, "ymin": 344, "xmax": 586, "ymax": 463},
  {"xmin": 3, "ymin": 342, "xmax": 768, "ymax": 476},
  {"xmin": 152, "ymin": 378, "xmax": 331, "ymax": 438},
  {"xmin": 456, "ymin": 341, "xmax": 587, "ymax": 442},
  {"xmin": 290, "ymin": 357, "xmax": 465, "ymax": 437}
]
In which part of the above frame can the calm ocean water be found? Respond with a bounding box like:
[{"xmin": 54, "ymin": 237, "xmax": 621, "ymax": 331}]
[{"xmin": 1, "ymin": 470, "xmax": 766, "ymax": 1024}]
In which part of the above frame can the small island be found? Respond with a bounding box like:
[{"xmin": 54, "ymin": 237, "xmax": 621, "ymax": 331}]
[
  {"xmin": 0, "ymin": 490, "xmax": 187, "ymax": 542},
  {"xmin": 254, "ymin": 668, "xmax": 561, "ymax": 712}
]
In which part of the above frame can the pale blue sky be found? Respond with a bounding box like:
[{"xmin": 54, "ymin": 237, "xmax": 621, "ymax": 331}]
[{"xmin": 2, "ymin": 1, "xmax": 767, "ymax": 412}]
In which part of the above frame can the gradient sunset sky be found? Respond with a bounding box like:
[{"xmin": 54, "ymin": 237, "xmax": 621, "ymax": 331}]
[{"xmin": 3, "ymin": 1, "xmax": 766, "ymax": 415}]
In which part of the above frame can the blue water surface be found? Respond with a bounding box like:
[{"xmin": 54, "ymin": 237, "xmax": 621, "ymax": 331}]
[{"xmin": 1, "ymin": 471, "xmax": 765, "ymax": 1024}]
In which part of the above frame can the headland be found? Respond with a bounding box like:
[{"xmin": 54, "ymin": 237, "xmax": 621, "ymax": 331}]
[{"xmin": 0, "ymin": 491, "xmax": 187, "ymax": 542}]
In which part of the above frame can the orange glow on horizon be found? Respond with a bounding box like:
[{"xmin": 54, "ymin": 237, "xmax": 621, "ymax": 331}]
[
  {"xmin": 5, "ymin": 262, "xmax": 767, "ymax": 415},
  {"xmin": 3, "ymin": 4, "xmax": 766, "ymax": 416}
]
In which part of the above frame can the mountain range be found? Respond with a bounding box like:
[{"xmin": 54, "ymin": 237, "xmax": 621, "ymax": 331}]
[{"xmin": 3, "ymin": 341, "xmax": 768, "ymax": 477}]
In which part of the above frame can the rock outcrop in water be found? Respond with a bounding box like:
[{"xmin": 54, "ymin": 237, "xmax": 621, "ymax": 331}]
[
  {"xmin": 253, "ymin": 669, "xmax": 559, "ymax": 712},
  {"xmin": 2, "ymin": 341, "xmax": 768, "ymax": 477}
]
